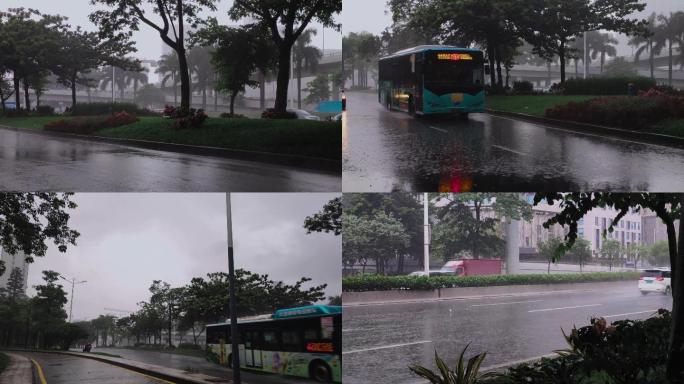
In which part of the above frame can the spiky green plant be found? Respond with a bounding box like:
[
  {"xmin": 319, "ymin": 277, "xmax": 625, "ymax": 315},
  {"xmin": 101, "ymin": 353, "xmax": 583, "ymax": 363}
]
[{"xmin": 409, "ymin": 344, "xmax": 491, "ymax": 384}]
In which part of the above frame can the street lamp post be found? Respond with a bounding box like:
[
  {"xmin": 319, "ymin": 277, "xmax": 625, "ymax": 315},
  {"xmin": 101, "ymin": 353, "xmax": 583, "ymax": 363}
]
[
  {"xmin": 424, "ymin": 193, "xmax": 430, "ymax": 276},
  {"xmin": 60, "ymin": 276, "xmax": 87, "ymax": 323},
  {"xmin": 226, "ymin": 193, "xmax": 241, "ymax": 383}
]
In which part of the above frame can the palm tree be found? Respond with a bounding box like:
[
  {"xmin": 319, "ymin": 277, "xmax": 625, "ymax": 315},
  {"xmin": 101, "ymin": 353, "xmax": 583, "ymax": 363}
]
[
  {"xmin": 187, "ymin": 46, "xmax": 214, "ymax": 111},
  {"xmin": 293, "ymin": 29, "xmax": 322, "ymax": 109},
  {"xmin": 568, "ymin": 37, "xmax": 585, "ymax": 78},
  {"xmin": 654, "ymin": 12, "xmax": 684, "ymax": 85},
  {"xmin": 123, "ymin": 68, "xmax": 149, "ymax": 103},
  {"xmin": 156, "ymin": 53, "xmax": 180, "ymax": 106},
  {"xmin": 99, "ymin": 66, "xmax": 127, "ymax": 101},
  {"xmin": 629, "ymin": 13, "xmax": 659, "ymax": 80},
  {"xmin": 588, "ymin": 32, "xmax": 618, "ymax": 73}
]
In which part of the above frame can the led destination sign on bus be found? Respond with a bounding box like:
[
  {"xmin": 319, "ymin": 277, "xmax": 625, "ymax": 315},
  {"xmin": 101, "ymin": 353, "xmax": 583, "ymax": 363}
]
[{"xmin": 437, "ymin": 53, "xmax": 473, "ymax": 61}]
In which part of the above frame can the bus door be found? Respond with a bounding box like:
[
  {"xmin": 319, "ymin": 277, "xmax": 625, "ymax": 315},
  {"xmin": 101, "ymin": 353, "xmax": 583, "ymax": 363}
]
[{"xmin": 242, "ymin": 330, "xmax": 263, "ymax": 368}]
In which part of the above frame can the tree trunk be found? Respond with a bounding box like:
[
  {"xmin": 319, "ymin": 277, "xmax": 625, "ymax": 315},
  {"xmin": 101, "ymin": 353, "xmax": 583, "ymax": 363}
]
[
  {"xmin": 668, "ymin": 40, "xmax": 673, "ymax": 86},
  {"xmin": 297, "ymin": 60, "xmax": 302, "ymax": 109},
  {"xmin": 274, "ymin": 43, "xmax": 293, "ymax": 113},
  {"xmin": 230, "ymin": 90, "xmax": 238, "ymax": 116},
  {"xmin": 649, "ymin": 40, "xmax": 654, "ymax": 80},
  {"xmin": 559, "ymin": 42, "xmax": 566, "ymax": 84},
  {"xmin": 13, "ymin": 73, "xmax": 21, "ymax": 110},
  {"xmin": 23, "ymin": 79, "xmax": 31, "ymax": 111},
  {"xmin": 495, "ymin": 46, "xmax": 503, "ymax": 87},
  {"xmin": 173, "ymin": 73, "xmax": 178, "ymax": 106},
  {"xmin": 71, "ymin": 77, "xmax": 77, "ymax": 108},
  {"xmin": 667, "ymin": 194, "xmax": 684, "ymax": 381},
  {"xmin": 259, "ymin": 70, "xmax": 266, "ymax": 109},
  {"xmin": 202, "ymin": 86, "xmax": 207, "ymax": 110},
  {"xmin": 487, "ymin": 45, "xmax": 496, "ymax": 87},
  {"xmin": 177, "ymin": 47, "xmax": 191, "ymax": 111}
]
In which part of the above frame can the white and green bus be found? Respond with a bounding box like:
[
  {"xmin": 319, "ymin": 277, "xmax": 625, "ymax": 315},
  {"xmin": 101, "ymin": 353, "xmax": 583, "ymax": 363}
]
[{"xmin": 206, "ymin": 305, "xmax": 342, "ymax": 382}]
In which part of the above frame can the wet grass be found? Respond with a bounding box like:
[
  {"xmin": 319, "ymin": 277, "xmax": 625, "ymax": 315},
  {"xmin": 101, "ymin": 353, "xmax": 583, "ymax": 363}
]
[
  {"xmin": 0, "ymin": 352, "xmax": 10, "ymax": 375},
  {"xmin": 651, "ymin": 119, "xmax": 684, "ymax": 138},
  {"xmin": 0, "ymin": 115, "xmax": 341, "ymax": 160},
  {"xmin": 486, "ymin": 95, "xmax": 598, "ymax": 117}
]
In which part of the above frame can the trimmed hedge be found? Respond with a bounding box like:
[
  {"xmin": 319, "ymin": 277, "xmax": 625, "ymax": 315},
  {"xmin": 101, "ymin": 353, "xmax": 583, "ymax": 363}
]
[
  {"xmin": 69, "ymin": 102, "xmax": 156, "ymax": 116},
  {"xmin": 342, "ymin": 272, "xmax": 641, "ymax": 292},
  {"xmin": 562, "ymin": 76, "xmax": 655, "ymax": 95}
]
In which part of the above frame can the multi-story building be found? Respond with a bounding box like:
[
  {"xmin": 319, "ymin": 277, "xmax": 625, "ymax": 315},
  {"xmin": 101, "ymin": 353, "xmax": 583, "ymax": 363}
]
[{"xmin": 0, "ymin": 248, "xmax": 29, "ymax": 295}]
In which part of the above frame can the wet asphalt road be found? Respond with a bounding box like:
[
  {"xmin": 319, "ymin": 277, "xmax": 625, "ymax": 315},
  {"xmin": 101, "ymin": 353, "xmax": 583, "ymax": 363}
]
[
  {"xmin": 0, "ymin": 127, "xmax": 340, "ymax": 192},
  {"xmin": 342, "ymin": 91, "xmax": 684, "ymax": 192},
  {"xmin": 91, "ymin": 347, "xmax": 315, "ymax": 384},
  {"xmin": 17, "ymin": 352, "xmax": 165, "ymax": 383},
  {"xmin": 342, "ymin": 282, "xmax": 672, "ymax": 384}
]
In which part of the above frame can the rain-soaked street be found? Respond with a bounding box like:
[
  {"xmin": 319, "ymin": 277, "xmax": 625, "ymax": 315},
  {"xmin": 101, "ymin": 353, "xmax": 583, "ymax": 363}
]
[
  {"xmin": 0, "ymin": 127, "xmax": 340, "ymax": 192},
  {"xmin": 16, "ymin": 352, "xmax": 164, "ymax": 383},
  {"xmin": 342, "ymin": 91, "xmax": 684, "ymax": 192},
  {"xmin": 342, "ymin": 282, "xmax": 672, "ymax": 384}
]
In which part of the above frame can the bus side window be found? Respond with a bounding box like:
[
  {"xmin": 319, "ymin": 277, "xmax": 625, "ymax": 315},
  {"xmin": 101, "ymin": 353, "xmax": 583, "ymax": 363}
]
[
  {"xmin": 281, "ymin": 330, "xmax": 301, "ymax": 352},
  {"xmin": 263, "ymin": 330, "xmax": 279, "ymax": 351},
  {"xmin": 303, "ymin": 328, "xmax": 318, "ymax": 341}
]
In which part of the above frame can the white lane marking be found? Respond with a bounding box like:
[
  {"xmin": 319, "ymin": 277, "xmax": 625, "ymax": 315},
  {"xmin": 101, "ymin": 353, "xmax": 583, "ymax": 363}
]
[
  {"xmin": 603, "ymin": 310, "xmax": 659, "ymax": 319},
  {"xmin": 491, "ymin": 144, "xmax": 527, "ymax": 156},
  {"xmin": 427, "ymin": 125, "xmax": 448, "ymax": 133},
  {"xmin": 472, "ymin": 299, "xmax": 543, "ymax": 307},
  {"xmin": 528, "ymin": 303, "xmax": 602, "ymax": 313},
  {"xmin": 342, "ymin": 340, "xmax": 432, "ymax": 355}
]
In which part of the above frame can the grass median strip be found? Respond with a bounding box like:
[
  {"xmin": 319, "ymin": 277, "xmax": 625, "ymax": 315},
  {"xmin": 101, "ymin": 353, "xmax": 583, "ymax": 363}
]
[
  {"xmin": 0, "ymin": 116, "xmax": 342, "ymax": 160},
  {"xmin": 486, "ymin": 95, "xmax": 598, "ymax": 117},
  {"xmin": 343, "ymin": 271, "xmax": 641, "ymax": 292}
]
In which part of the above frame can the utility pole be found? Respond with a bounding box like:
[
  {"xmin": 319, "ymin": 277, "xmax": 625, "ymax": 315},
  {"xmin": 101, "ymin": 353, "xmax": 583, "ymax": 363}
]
[
  {"xmin": 226, "ymin": 193, "xmax": 241, "ymax": 383},
  {"xmin": 424, "ymin": 193, "xmax": 430, "ymax": 276},
  {"xmin": 60, "ymin": 276, "xmax": 87, "ymax": 323}
]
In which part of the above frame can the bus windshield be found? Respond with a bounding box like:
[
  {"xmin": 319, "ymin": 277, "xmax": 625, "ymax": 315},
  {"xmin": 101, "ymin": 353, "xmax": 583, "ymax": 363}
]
[{"xmin": 424, "ymin": 51, "xmax": 484, "ymax": 85}]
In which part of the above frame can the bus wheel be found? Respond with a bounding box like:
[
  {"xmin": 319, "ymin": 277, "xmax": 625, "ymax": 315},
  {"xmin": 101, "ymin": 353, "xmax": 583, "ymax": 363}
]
[
  {"xmin": 227, "ymin": 354, "xmax": 233, "ymax": 369},
  {"xmin": 310, "ymin": 360, "xmax": 332, "ymax": 382}
]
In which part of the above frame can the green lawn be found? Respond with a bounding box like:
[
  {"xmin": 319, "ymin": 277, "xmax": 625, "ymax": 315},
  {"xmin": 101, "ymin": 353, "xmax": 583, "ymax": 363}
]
[
  {"xmin": 652, "ymin": 119, "xmax": 684, "ymax": 137},
  {"xmin": 0, "ymin": 116, "xmax": 341, "ymax": 160},
  {"xmin": 486, "ymin": 95, "xmax": 598, "ymax": 117},
  {"xmin": 0, "ymin": 352, "xmax": 9, "ymax": 375}
]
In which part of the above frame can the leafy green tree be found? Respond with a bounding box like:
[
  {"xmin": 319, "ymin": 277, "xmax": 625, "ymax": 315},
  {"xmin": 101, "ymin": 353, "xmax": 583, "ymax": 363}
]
[
  {"xmin": 3, "ymin": 268, "xmax": 26, "ymax": 300},
  {"xmin": 192, "ymin": 22, "xmax": 275, "ymax": 116},
  {"xmin": 187, "ymin": 45, "xmax": 214, "ymax": 110},
  {"xmin": 648, "ymin": 241, "xmax": 671, "ymax": 268},
  {"xmin": 91, "ymin": 314, "xmax": 117, "ymax": 346},
  {"xmin": 432, "ymin": 193, "xmax": 532, "ymax": 261},
  {"xmin": 624, "ymin": 242, "xmax": 647, "ymax": 270},
  {"xmin": 304, "ymin": 197, "xmax": 342, "ymax": 236},
  {"xmin": 600, "ymin": 239, "xmax": 621, "ymax": 271},
  {"xmin": 569, "ymin": 238, "xmax": 592, "ymax": 272},
  {"xmin": 32, "ymin": 271, "xmax": 68, "ymax": 348},
  {"xmin": 0, "ymin": 193, "xmax": 80, "ymax": 277},
  {"xmin": 305, "ymin": 74, "xmax": 331, "ymax": 104},
  {"xmin": 0, "ymin": 70, "xmax": 14, "ymax": 111},
  {"xmin": 90, "ymin": 0, "xmax": 218, "ymax": 111},
  {"xmin": 538, "ymin": 237, "xmax": 566, "ymax": 274},
  {"xmin": 229, "ymin": 0, "xmax": 341, "ymax": 114},
  {"xmin": 343, "ymin": 31, "xmax": 382, "ymax": 88},
  {"xmin": 327, "ymin": 295, "xmax": 341, "ymax": 306},
  {"xmin": 653, "ymin": 11, "xmax": 684, "ymax": 86},
  {"xmin": 628, "ymin": 12, "xmax": 659, "ymax": 79},
  {"xmin": 533, "ymin": 192, "xmax": 683, "ymax": 381},
  {"xmin": 122, "ymin": 67, "xmax": 149, "ymax": 103},
  {"xmin": 136, "ymin": 84, "xmax": 166, "ymax": 108},
  {"xmin": 294, "ymin": 29, "xmax": 322, "ymax": 108}
]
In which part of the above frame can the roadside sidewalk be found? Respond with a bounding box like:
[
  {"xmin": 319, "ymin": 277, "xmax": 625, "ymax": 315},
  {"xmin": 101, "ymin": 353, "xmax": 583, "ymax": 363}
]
[
  {"xmin": 0, "ymin": 353, "xmax": 33, "ymax": 384},
  {"xmin": 342, "ymin": 280, "xmax": 636, "ymax": 307}
]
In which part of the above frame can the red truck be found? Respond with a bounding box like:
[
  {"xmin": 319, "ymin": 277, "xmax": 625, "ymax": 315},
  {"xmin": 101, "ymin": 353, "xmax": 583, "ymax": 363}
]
[{"xmin": 437, "ymin": 259, "xmax": 502, "ymax": 276}]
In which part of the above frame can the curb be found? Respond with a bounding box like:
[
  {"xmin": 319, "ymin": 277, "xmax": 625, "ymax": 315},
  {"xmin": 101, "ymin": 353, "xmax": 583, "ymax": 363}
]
[
  {"xmin": 0, "ymin": 124, "xmax": 341, "ymax": 174},
  {"xmin": 485, "ymin": 108, "xmax": 684, "ymax": 149},
  {"xmin": 342, "ymin": 280, "xmax": 636, "ymax": 306},
  {"xmin": 1, "ymin": 349, "xmax": 233, "ymax": 384}
]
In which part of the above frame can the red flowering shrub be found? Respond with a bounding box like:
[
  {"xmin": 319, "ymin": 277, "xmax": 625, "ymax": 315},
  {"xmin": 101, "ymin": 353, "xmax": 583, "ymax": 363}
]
[
  {"xmin": 106, "ymin": 111, "xmax": 139, "ymax": 127},
  {"xmin": 170, "ymin": 108, "xmax": 208, "ymax": 129},
  {"xmin": 44, "ymin": 117, "xmax": 109, "ymax": 134},
  {"xmin": 261, "ymin": 108, "xmax": 297, "ymax": 119},
  {"xmin": 545, "ymin": 91, "xmax": 684, "ymax": 131}
]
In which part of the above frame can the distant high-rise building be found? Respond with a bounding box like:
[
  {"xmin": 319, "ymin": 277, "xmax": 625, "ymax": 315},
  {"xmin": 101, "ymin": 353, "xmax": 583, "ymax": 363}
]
[{"xmin": 0, "ymin": 248, "xmax": 29, "ymax": 295}]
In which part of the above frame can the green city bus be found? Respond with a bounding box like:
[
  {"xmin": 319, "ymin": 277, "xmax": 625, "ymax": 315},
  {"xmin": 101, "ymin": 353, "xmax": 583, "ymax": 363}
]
[
  {"xmin": 378, "ymin": 45, "xmax": 486, "ymax": 117},
  {"xmin": 206, "ymin": 305, "xmax": 342, "ymax": 383}
]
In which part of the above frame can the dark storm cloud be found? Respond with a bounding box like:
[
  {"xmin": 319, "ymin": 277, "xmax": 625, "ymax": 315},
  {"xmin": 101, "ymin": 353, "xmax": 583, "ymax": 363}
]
[{"xmin": 26, "ymin": 193, "xmax": 341, "ymax": 321}]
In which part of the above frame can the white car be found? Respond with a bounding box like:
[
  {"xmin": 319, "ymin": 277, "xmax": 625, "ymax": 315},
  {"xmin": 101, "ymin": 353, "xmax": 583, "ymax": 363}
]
[
  {"xmin": 287, "ymin": 109, "xmax": 321, "ymax": 121},
  {"xmin": 638, "ymin": 268, "xmax": 671, "ymax": 295}
]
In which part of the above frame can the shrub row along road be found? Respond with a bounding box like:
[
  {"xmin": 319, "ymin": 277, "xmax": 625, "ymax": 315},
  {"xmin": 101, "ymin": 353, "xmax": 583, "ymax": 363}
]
[
  {"xmin": 15, "ymin": 352, "xmax": 166, "ymax": 383},
  {"xmin": 0, "ymin": 127, "xmax": 340, "ymax": 192},
  {"xmin": 342, "ymin": 281, "xmax": 672, "ymax": 384},
  {"xmin": 342, "ymin": 91, "xmax": 684, "ymax": 191}
]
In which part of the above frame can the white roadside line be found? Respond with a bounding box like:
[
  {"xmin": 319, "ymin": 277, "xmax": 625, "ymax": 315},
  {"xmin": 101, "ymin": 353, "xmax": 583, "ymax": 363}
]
[
  {"xmin": 603, "ymin": 309, "xmax": 659, "ymax": 319},
  {"xmin": 528, "ymin": 303, "xmax": 602, "ymax": 313},
  {"xmin": 342, "ymin": 340, "xmax": 432, "ymax": 355},
  {"xmin": 427, "ymin": 125, "xmax": 448, "ymax": 133},
  {"xmin": 491, "ymin": 144, "xmax": 527, "ymax": 156},
  {"xmin": 471, "ymin": 299, "xmax": 543, "ymax": 307}
]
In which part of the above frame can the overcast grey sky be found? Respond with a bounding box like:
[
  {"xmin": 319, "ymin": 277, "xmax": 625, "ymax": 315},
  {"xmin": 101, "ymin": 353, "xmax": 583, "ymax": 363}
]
[
  {"xmin": 3, "ymin": 0, "xmax": 341, "ymax": 61},
  {"xmin": 25, "ymin": 193, "xmax": 341, "ymax": 322},
  {"xmin": 341, "ymin": 0, "xmax": 684, "ymax": 56}
]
